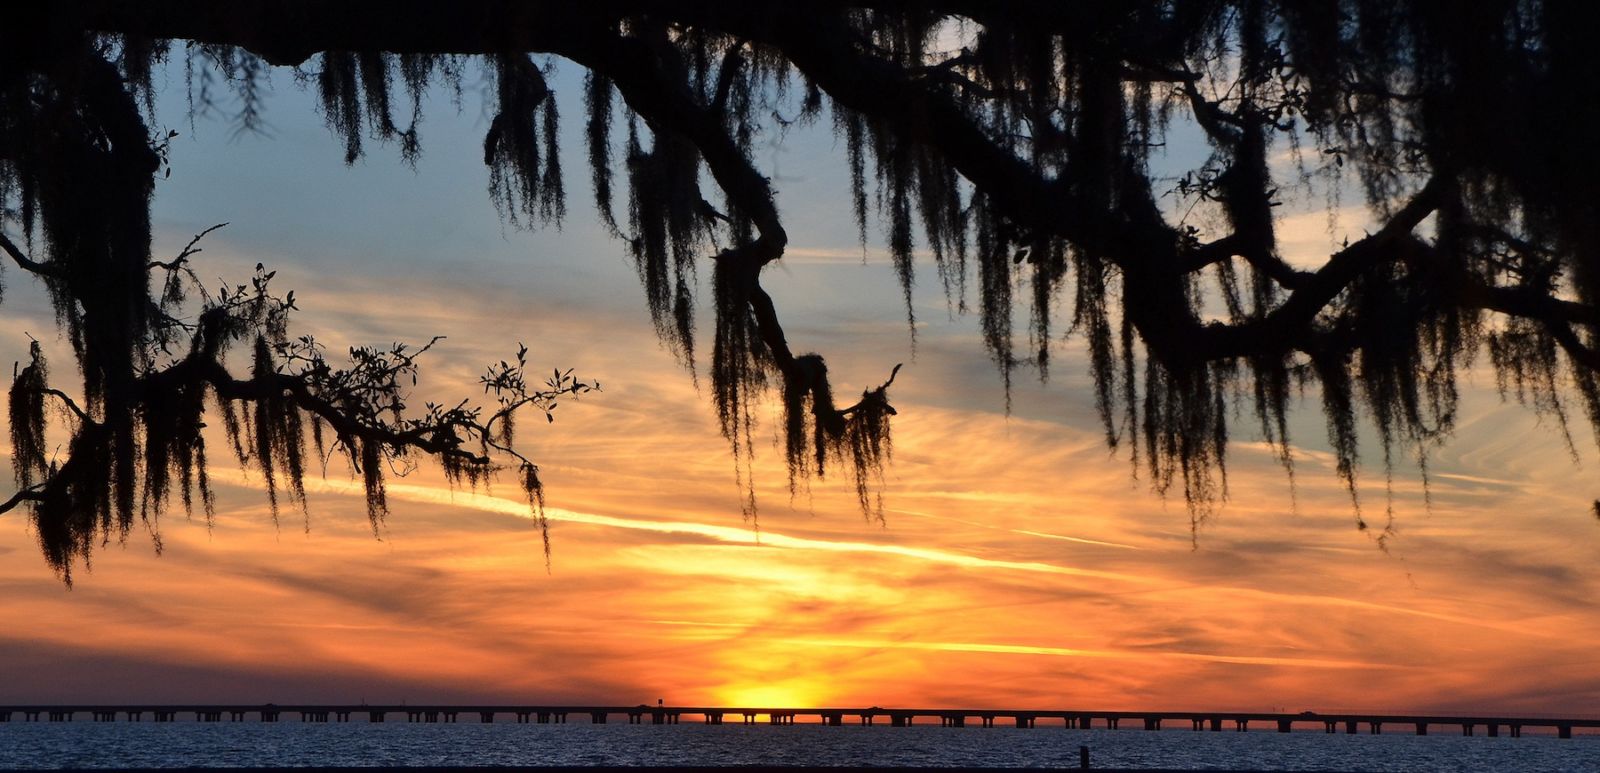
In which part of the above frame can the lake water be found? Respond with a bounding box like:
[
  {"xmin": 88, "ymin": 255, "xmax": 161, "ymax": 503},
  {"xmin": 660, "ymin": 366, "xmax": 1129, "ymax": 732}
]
[{"xmin": 1, "ymin": 722, "xmax": 1596, "ymax": 771}]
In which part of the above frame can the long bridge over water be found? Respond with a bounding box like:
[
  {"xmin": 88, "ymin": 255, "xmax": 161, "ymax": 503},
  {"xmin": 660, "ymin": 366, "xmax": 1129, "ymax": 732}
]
[{"xmin": 1, "ymin": 705, "xmax": 1593, "ymax": 739}]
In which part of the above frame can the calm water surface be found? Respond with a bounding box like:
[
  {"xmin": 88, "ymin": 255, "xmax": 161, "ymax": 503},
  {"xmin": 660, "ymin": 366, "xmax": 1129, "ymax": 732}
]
[{"xmin": 2, "ymin": 722, "xmax": 1596, "ymax": 771}]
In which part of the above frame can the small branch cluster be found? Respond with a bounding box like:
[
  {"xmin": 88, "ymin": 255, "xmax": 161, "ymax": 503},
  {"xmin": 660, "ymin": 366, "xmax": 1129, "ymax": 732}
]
[{"xmin": 2, "ymin": 227, "xmax": 592, "ymax": 583}]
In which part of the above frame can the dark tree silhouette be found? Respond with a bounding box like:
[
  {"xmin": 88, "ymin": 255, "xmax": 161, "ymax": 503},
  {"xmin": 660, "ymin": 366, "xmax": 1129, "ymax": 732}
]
[{"xmin": 4, "ymin": 1, "xmax": 1599, "ymax": 580}]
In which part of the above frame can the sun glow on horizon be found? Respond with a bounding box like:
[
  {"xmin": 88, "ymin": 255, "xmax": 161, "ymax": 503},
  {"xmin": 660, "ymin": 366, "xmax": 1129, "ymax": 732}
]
[
  {"xmin": 76, "ymin": 423, "xmax": 1592, "ymax": 714},
  {"xmin": 714, "ymin": 683, "xmax": 834, "ymax": 710}
]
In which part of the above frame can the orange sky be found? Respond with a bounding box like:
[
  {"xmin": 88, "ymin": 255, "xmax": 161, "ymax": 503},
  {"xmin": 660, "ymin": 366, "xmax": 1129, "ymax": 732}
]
[{"xmin": 2, "ymin": 59, "xmax": 1599, "ymax": 715}]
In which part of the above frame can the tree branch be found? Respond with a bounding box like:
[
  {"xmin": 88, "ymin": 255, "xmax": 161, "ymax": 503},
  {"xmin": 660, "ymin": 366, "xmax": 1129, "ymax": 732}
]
[
  {"xmin": 1179, "ymin": 232, "xmax": 1311, "ymax": 289},
  {"xmin": 569, "ymin": 27, "xmax": 787, "ymax": 262},
  {"xmin": 1189, "ymin": 175, "xmax": 1449, "ymax": 362},
  {"xmin": 838, "ymin": 363, "xmax": 902, "ymax": 416},
  {"xmin": 0, "ymin": 486, "xmax": 46, "ymax": 516},
  {"xmin": 38, "ymin": 387, "xmax": 93, "ymax": 423},
  {"xmin": 0, "ymin": 231, "xmax": 60, "ymax": 279},
  {"xmin": 149, "ymin": 222, "xmax": 228, "ymax": 271}
]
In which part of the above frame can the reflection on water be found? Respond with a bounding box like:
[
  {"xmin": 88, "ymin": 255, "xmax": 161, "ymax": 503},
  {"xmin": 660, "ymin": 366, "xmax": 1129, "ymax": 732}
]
[{"xmin": 1, "ymin": 722, "xmax": 1595, "ymax": 771}]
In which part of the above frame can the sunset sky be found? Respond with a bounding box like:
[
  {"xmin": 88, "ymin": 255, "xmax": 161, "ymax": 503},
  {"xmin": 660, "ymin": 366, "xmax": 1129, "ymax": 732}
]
[{"xmin": 2, "ymin": 57, "xmax": 1598, "ymax": 716}]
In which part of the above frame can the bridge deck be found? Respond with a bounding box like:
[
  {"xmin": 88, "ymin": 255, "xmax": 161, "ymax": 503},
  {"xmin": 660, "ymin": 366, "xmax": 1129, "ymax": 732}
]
[{"xmin": 0, "ymin": 704, "xmax": 1594, "ymax": 737}]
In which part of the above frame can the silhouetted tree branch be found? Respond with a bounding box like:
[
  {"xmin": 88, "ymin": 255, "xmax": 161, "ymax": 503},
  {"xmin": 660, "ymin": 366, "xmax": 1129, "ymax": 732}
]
[{"xmin": 4, "ymin": 1, "xmax": 1599, "ymax": 576}]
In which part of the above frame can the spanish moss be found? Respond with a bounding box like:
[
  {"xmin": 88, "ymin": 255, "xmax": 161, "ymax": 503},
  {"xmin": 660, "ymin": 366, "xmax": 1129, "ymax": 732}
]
[{"xmin": 5, "ymin": 1, "xmax": 1600, "ymax": 580}]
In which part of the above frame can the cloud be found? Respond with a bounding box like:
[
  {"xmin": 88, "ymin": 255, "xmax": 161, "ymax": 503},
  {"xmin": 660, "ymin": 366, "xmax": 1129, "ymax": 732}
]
[
  {"xmin": 206, "ymin": 468, "xmax": 1146, "ymax": 586},
  {"xmin": 843, "ymin": 638, "xmax": 1397, "ymax": 670}
]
